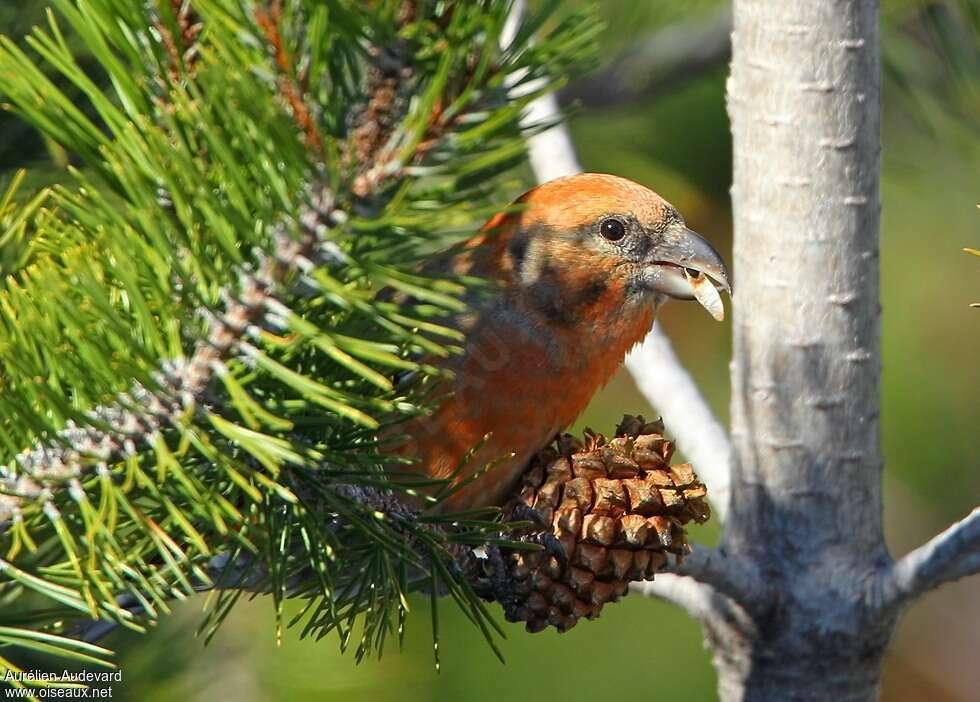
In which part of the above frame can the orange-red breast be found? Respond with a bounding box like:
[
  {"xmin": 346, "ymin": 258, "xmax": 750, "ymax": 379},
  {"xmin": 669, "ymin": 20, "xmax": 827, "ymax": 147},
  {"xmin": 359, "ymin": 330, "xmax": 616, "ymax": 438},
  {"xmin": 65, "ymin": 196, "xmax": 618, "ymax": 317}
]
[{"xmin": 389, "ymin": 173, "xmax": 730, "ymax": 512}]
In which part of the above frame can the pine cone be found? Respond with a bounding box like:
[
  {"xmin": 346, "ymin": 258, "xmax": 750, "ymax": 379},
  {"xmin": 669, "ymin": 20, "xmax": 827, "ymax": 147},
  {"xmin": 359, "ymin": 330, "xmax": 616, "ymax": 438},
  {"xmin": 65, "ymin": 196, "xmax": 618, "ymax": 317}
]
[{"xmin": 495, "ymin": 415, "xmax": 710, "ymax": 633}]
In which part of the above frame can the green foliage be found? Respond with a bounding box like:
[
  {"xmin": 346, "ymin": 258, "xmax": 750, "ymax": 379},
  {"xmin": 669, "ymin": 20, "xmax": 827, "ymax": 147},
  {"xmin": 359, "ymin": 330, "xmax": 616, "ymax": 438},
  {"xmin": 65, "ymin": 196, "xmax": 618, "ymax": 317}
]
[
  {"xmin": 0, "ymin": 0, "xmax": 598, "ymax": 682},
  {"xmin": 884, "ymin": 0, "xmax": 980, "ymax": 151},
  {"xmin": 0, "ymin": 171, "xmax": 50, "ymax": 277}
]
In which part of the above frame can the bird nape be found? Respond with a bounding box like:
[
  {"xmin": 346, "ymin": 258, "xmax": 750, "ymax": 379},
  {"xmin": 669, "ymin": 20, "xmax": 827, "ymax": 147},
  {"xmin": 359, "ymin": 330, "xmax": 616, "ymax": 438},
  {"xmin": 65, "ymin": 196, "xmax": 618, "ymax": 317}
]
[{"xmin": 385, "ymin": 173, "xmax": 731, "ymax": 513}]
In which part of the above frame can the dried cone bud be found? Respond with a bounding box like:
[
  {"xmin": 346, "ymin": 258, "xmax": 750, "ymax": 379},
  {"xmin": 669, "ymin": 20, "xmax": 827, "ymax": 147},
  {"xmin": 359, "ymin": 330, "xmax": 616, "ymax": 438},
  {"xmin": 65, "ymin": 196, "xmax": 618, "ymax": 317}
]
[{"xmin": 498, "ymin": 415, "xmax": 710, "ymax": 633}]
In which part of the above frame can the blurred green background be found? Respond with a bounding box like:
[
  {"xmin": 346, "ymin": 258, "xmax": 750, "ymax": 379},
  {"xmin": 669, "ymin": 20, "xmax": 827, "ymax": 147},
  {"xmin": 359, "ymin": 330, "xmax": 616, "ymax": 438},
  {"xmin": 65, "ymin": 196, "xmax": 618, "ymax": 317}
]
[{"xmin": 2, "ymin": 1, "xmax": 977, "ymax": 700}]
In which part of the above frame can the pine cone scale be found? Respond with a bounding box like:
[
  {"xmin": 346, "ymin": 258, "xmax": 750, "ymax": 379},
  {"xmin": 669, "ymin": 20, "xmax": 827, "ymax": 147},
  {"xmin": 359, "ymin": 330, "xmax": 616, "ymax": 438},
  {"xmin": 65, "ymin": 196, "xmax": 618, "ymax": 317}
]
[{"xmin": 493, "ymin": 415, "xmax": 711, "ymax": 633}]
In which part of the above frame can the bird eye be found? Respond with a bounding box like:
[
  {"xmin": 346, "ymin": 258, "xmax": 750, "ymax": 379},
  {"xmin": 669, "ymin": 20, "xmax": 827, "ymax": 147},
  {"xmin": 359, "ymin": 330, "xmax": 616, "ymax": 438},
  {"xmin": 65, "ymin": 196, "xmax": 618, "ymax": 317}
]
[{"xmin": 599, "ymin": 218, "xmax": 626, "ymax": 242}]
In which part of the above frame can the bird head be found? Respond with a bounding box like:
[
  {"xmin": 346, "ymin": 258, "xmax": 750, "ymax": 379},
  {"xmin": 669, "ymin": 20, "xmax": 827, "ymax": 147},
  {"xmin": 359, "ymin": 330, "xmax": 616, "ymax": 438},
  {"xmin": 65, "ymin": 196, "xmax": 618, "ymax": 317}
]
[{"xmin": 470, "ymin": 173, "xmax": 731, "ymax": 324}]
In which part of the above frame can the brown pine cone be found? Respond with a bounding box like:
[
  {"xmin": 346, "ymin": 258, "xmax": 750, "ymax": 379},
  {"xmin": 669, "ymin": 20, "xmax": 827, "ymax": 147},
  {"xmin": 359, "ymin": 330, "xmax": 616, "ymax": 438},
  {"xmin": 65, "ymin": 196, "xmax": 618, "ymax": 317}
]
[{"xmin": 492, "ymin": 415, "xmax": 710, "ymax": 633}]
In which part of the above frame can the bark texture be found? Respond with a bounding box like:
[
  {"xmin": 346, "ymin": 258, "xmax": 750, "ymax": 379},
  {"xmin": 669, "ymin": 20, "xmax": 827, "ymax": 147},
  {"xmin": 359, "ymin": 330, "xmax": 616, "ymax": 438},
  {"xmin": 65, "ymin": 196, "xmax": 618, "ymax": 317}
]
[
  {"xmin": 519, "ymin": 1, "xmax": 980, "ymax": 697},
  {"xmin": 721, "ymin": 1, "xmax": 888, "ymax": 699}
]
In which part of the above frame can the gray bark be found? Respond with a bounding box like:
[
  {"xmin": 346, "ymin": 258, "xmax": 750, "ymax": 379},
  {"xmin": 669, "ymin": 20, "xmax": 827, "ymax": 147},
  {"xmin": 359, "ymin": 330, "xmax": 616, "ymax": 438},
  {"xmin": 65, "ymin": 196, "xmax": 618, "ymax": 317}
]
[
  {"xmin": 720, "ymin": 1, "xmax": 888, "ymax": 698},
  {"xmin": 517, "ymin": 1, "xmax": 980, "ymax": 699}
]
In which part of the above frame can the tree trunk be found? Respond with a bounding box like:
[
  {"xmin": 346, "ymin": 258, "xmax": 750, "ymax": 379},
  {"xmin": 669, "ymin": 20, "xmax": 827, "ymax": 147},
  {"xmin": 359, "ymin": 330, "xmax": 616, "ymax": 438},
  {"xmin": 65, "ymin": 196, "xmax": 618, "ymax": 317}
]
[
  {"xmin": 525, "ymin": 2, "xmax": 978, "ymax": 698},
  {"xmin": 720, "ymin": 0, "xmax": 887, "ymax": 699}
]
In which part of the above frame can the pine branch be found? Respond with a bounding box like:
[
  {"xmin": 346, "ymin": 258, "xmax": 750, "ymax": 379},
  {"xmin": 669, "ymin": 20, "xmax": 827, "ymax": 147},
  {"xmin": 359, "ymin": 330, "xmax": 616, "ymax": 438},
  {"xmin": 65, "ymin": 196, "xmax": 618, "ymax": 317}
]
[
  {"xmin": 879, "ymin": 506, "xmax": 980, "ymax": 611},
  {"xmin": 625, "ymin": 540, "xmax": 772, "ymax": 624},
  {"xmin": 0, "ymin": 0, "xmax": 600, "ymax": 670},
  {"xmin": 0, "ymin": 191, "xmax": 345, "ymax": 529},
  {"xmin": 664, "ymin": 545, "xmax": 768, "ymax": 613},
  {"xmin": 634, "ymin": 573, "xmax": 756, "ymax": 633}
]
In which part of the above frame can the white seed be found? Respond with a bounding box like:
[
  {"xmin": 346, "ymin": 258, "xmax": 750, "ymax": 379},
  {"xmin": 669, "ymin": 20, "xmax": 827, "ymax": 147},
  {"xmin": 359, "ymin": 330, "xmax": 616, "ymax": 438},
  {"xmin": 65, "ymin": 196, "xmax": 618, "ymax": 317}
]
[{"xmin": 685, "ymin": 269, "xmax": 725, "ymax": 321}]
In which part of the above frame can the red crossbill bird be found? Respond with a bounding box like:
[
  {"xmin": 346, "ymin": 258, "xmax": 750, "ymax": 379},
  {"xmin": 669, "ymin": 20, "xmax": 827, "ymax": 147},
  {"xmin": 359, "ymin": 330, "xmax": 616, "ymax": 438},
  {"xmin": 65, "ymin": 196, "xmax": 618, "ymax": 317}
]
[{"xmin": 389, "ymin": 173, "xmax": 730, "ymax": 512}]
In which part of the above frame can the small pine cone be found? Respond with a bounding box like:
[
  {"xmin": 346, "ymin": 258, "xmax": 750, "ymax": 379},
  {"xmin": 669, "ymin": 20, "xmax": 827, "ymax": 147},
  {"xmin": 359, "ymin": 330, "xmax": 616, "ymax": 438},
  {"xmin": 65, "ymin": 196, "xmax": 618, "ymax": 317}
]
[{"xmin": 497, "ymin": 415, "xmax": 710, "ymax": 633}]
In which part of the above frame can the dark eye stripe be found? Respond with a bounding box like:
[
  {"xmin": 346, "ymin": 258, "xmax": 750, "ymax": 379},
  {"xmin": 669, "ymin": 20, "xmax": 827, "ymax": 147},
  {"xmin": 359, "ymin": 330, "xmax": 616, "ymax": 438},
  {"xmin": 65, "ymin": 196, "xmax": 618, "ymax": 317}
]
[{"xmin": 508, "ymin": 230, "xmax": 529, "ymax": 270}]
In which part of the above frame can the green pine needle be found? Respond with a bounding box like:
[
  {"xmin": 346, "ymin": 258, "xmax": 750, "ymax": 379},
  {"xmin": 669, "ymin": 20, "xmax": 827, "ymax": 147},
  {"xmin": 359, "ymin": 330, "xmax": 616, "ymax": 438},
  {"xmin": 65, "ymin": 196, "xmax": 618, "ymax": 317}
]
[{"xmin": 0, "ymin": 0, "xmax": 599, "ymax": 670}]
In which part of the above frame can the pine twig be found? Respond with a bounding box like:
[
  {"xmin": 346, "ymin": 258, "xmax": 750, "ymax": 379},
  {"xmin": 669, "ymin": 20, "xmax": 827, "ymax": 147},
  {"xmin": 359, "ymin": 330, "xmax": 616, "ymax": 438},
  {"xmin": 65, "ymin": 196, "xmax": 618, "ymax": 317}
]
[
  {"xmin": 154, "ymin": 1, "xmax": 203, "ymax": 80},
  {"xmin": 346, "ymin": 45, "xmax": 413, "ymax": 199},
  {"xmin": 879, "ymin": 506, "xmax": 980, "ymax": 611},
  {"xmin": 659, "ymin": 544, "xmax": 769, "ymax": 616},
  {"xmin": 0, "ymin": 190, "xmax": 347, "ymax": 529},
  {"xmin": 255, "ymin": 1, "xmax": 324, "ymax": 156}
]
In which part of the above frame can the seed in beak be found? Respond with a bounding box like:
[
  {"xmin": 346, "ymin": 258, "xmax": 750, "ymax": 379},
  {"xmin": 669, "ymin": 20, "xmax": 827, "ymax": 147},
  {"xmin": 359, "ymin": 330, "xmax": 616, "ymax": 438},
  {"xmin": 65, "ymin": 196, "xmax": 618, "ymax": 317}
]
[{"xmin": 683, "ymin": 268, "xmax": 725, "ymax": 322}]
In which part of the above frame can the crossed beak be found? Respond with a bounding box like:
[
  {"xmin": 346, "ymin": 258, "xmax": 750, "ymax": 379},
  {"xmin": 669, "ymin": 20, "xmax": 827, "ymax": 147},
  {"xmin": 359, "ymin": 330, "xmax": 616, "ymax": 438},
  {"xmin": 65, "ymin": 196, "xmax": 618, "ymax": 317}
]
[{"xmin": 643, "ymin": 225, "xmax": 732, "ymax": 320}]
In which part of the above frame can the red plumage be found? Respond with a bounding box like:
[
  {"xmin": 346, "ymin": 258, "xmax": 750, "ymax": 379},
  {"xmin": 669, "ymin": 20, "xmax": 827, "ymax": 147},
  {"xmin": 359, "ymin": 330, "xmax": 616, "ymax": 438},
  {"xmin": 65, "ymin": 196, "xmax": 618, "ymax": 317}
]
[{"xmin": 385, "ymin": 173, "xmax": 730, "ymax": 511}]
